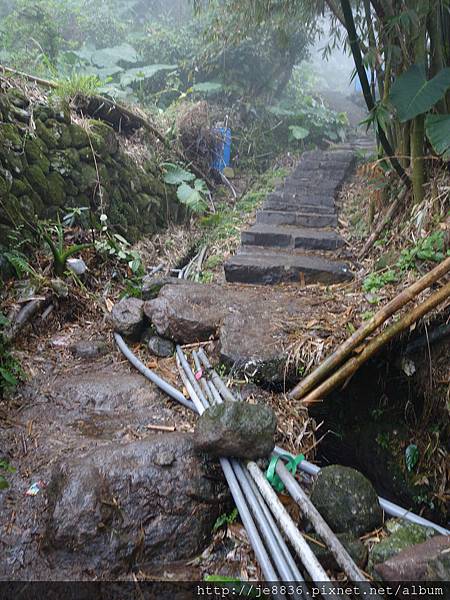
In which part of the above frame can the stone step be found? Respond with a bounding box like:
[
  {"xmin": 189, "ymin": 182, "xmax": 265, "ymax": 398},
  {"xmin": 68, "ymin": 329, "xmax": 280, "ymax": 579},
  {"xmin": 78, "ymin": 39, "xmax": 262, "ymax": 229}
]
[
  {"xmin": 257, "ymin": 210, "xmax": 338, "ymax": 228},
  {"xmin": 241, "ymin": 224, "xmax": 344, "ymax": 251},
  {"xmin": 282, "ymin": 181, "xmax": 340, "ymax": 196},
  {"xmin": 263, "ymin": 193, "xmax": 336, "ymax": 214},
  {"xmin": 268, "ymin": 192, "xmax": 337, "ymax": 208},
  {"xmin": 224, "ymin": 247, "xmax": 353, "ymax": 285}
]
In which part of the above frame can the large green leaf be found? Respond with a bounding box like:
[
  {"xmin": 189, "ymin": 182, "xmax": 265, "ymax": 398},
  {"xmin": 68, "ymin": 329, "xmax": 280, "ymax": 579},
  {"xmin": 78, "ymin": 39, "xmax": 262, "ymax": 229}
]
[
  {"xmin": 91, "ymin": 43, "xmax": 139, "ymax": 68},
  {"xmin": 176, "ymin": 182, "xmax": 207, "ymax": 213},
  {"xmin": 162, "ymin": 163, "xmax": 196, "ymax": 185},
  {"xmin": 120, "ymin": 64, "xmax": 177, "ymax": 87},
  {"xmin": 389, "ymin": 64, "xmax": 450, "ymax": 122},
  {"xmin": 288, "ymin": 125, "xmax": 309, "ymax": 140},
  {"xmin": 425, "ymin": 114, "xmax": 450, "ymax": 159}
]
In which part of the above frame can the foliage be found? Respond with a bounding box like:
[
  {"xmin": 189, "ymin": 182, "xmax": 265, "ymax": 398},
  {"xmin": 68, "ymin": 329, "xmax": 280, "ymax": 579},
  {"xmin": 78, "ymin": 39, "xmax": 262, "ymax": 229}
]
[
  {"xmin": 54, "ymin": 73, "xmax": 101, "ymax": 101},
  {"xmin": 162, "ymin": 163, "xmax": 208, "ymax": 214},
  {"xmin": 40, "ymin": 218, "xmax": 92, "ymax": 277},
  {"xmin": 389, "ymin": 64, "xmax": 450, "ymax": 123},
  {"xmin": 363, "ymin": 231, "xmax": 448, "ymax": 293},
  {"xmin": 425, "ymin": 114, "xmax": 450, "ymax": 160},
  {"xmin": 95, "ymin": 215, "xmax": 144, "ymax": 275},
  {"xmin": 397, "ymin": 232, "xmax": 447, "ymax": 271},
  {"xmin": 213, "ymin": 507, "xmax": 238, "ymax": 531},
  {"xmin": 0, "ymin": 312, "xmax": 23, "ymax": 396},
  {"xmin": 405, "ymin": 444, "xmax": 419, "ymax": 472},
  {"xmin": 0, "ymin": 458, "xmax": 16, "ymax": 490},
  {"xmin": 362, "ymin": 269, "xmax": 397, "ymax": 293}
]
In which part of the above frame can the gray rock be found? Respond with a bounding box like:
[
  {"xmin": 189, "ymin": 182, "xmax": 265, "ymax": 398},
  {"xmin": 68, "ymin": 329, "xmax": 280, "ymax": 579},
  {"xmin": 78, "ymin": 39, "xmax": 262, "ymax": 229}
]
[
  {"xmin": 144, "ymin": 281, "xmax": 331, "ymax": 385},
  {"xmin": 369, "ymin": 518, "xmax": 437, "ymax": 568},
  {"xmin": 70, "ymin": 340, "xmax": 108, "ymax": 359},
  {"xmin": 45, "ymin": 433, "xmax": 228, "ymax": 571},
  {"xmin": 374, "ymin": 535, "xmax": 450, "ymax": 581},
  {"xmin": 310, "ymin": 465, "xmax": 382, "ymax": 537},
  {"xmin": 111, "ymin": 297, "xmax": 144, "ymax": 339},
  {"xmin": 66, "ymin": 257, "xmax": 87, "ymax": 276},
  {"xmin": 194, "ymin": 400, "xmax": 277, "ymax": 460},
  {"xmin": 307, "ymin": 532, "xmax": 368, "ymax": 570},
  {"xmin": 148, "ymin": 335, "xmax": 175, "ymax": 358},
  {"xmin": 141, "ymin": 275, "xmax": 183, "ymax": 300}
]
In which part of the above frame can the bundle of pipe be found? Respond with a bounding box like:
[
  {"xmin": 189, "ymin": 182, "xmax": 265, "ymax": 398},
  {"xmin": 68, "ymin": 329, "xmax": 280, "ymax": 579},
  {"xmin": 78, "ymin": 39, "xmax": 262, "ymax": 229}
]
[
  {"xmin": 114, "ymin": 334, "xmax": 450, "ymax": 588},
  {"xmin": 177, "ymin": 245, "xmax": 207, "ymax": 281},
  {"xmin": 194, "ymin": 349, "xmax": 375, "ymax": 597}
]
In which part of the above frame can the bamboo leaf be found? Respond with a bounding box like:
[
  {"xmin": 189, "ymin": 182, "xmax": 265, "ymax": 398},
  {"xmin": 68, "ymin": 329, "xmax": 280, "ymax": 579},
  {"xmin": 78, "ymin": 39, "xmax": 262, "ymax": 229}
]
[{"xmin": 389, "ymin": 64, "xmax": 450, "ymax": 122}]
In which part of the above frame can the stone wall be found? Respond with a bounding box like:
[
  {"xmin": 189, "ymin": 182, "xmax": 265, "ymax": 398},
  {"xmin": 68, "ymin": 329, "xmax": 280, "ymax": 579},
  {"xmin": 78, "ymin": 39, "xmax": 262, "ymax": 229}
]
[{"xmin": 0, "ymin": 87, "xmax": 182, "ymax": 245}]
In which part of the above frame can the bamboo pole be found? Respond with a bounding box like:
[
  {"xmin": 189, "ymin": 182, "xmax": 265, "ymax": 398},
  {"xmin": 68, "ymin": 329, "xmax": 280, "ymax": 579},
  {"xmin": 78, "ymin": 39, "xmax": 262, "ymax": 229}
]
[
  {"xmin": 246, "ymin": 461, "xmax": 331, "ymax": 586},
  {"xmin": 300, "ymin": 280, "xmax": 450, "ymax": 405},
  {"xmin": 289, "ymin": 256, "xmax": 450, "ymax": 400},
  {"xmin": 275, "ymin": 462, "xmax": 373, "ymax": 591}
]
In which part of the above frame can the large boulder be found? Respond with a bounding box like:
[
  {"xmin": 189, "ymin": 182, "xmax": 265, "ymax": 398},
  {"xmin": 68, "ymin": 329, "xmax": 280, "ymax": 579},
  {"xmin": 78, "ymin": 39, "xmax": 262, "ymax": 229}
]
[
  {"xmin": 143, "ymin": 281, "xmax": 331, "ymax": 385},
  {"xmin": 374, "ymin": 535, "xmax": 450, "ymax": 581},
  {"xmin": 45, "ymin": 433, "xmax": 228, "ymax": 571},
  {"xmin": 369, "ymin": 518, "xmax": 437, "ymax": 568},
  {"xmin": 111, "ymin": 297, "xmax": 145, "ymax": 339},
  {"xmin": 310, "ymin": 465, "xmax": 382, "ymax": 536},
  {"xmin": 194, "ymin": 400, "xmax": 277, "ymax": 460}
]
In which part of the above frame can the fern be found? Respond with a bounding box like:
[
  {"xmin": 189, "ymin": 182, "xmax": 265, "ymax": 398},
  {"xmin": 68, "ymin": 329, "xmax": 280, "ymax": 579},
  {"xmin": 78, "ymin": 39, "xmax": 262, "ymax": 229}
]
[{"xmin": 4, "ymin": 251, "xmax": 36, "ymax": 278}]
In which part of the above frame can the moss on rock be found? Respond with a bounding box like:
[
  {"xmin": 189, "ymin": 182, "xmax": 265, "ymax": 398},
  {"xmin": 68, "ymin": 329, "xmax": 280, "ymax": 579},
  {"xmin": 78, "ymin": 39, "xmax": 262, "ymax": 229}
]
[
  {"xmin": 11, "ymin": 178, "xmax": 33, "ymax": 197},
  {"xmin": 46, "ymin": 172, "xmax": 66, "ymax": 207},
  {"xmin": 24, "ymin": 164, "xmax": 48, "ymax": 198},
  {"xmin": 89, "ymin": 120, "xmax": 119, "ymax": 155},
  {"xmin": 0, "ymin": 123, "xmax": 22, "ymax": 150},
  {"xmin": 69, "ymin": 124, "xmax": 90, "ymax": 149},
  {"xmin": 369, "ymin": 519, "xmax": 436, "ymax": 570},
  {"xmin": 35, "ymin": 119, "xmax": 58, "ymax": 149}
]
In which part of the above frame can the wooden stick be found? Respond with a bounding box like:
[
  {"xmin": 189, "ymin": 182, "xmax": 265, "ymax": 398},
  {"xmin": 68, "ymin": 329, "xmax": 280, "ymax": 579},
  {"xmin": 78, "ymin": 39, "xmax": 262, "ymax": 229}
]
[
  {"xmin": 275, "ymin": 461, "xmax": 374, "ymax": 592},
  {"xmin": 289, "ymin": 256, "xmax": 450, "ymax": 400},
  {"xmin": 358, "ymin": 186, "xmax": 408, "ymax": 259},
  {"xmin": 300, "ymin": 280, "xmax": 450, "ymax": 405},
  {"xmin": 146, "ymin": 424, "xmax": 176, "ymax": 432}
]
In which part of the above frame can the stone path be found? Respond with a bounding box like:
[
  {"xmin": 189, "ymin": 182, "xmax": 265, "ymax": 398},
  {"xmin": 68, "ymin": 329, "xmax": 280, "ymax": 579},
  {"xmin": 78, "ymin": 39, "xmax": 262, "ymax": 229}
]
[{"xmin": 225, "ymin": 148, "xmax": 358, "ymax": 285}]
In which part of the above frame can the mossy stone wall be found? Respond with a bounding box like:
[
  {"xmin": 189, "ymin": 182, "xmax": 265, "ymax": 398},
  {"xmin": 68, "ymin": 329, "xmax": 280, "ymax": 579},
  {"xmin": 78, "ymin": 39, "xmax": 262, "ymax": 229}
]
[{"xmin": 0, "ymin": 88, "xmax": 182, "ymax": 244}]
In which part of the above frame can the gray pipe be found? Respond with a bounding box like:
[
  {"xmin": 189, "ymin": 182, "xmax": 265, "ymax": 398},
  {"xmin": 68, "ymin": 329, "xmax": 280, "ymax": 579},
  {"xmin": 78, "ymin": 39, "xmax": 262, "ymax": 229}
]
[
  {"xmin": 232, "ymin": 460, "xmax": 306, "ymax": 593},
  {"xmin": 114, "ymin": 333, "xmax": 195, "ymax": 411},
  {"xmin": 197, "ymin": 348, "xmax": 236, "ymax": 402},
  {"xmin": 176, "ymin": 346, "xmax": 209, "ymax": 410},
  {"xmin": 273, "ymin": 446, "xmax": 450, "ymax": 536}
]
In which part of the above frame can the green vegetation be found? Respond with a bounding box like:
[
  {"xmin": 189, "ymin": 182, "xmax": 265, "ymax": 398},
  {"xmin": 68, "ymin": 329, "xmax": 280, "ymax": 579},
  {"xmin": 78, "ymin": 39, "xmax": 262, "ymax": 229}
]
[
  {"xmin": 363, "ymin": 231, "xmax": 448, "ymax": 293},
  {"xmin": 0, "ymin": 311, "xmax": 23, "ymax": 396}
]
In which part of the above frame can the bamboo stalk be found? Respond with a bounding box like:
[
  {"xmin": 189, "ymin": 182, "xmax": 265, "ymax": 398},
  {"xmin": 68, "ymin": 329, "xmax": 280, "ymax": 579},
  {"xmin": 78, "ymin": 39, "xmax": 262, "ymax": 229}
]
[
  {"xmin": 275, "ymin": 461, "xmax": 374, "ymax": 592},
  {"xmin": 300, "ymin": 280, "xmax": 450, "ymax": 405},
  {"xmin": 358, "ymin": 186, "xmax": 408, "ymax": 259},
  {"xmin": 289, "ymin": 256, "xmax": 450, "ymax": 401}
]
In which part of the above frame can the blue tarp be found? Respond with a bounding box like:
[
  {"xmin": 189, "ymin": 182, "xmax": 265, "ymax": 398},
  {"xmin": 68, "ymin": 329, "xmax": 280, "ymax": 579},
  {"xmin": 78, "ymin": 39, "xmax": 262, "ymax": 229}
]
[{"xmin": 212, "ymin": 127, "xmax": 231, "ymax": 172}]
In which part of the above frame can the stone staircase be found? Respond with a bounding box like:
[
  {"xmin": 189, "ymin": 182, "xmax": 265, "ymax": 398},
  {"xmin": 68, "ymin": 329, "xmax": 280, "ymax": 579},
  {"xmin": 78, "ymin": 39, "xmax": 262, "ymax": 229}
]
[{"xmin": 224, "ymin": 148, "xmax": 358, "ymax": 285}]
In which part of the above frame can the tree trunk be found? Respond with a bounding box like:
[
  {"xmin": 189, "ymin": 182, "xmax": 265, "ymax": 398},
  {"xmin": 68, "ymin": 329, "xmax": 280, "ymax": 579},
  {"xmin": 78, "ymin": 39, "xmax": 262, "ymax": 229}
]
[{"xmin": 411, "ymin": 114, "xmax": 425, "ymax": 204}]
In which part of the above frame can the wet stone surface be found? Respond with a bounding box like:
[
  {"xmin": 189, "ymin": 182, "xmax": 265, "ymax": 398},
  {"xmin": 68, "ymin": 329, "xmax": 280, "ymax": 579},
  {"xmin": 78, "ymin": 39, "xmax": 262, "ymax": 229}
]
[{"xmin": 0, "ymin": 360, "xmax": 227, "ymax": 579}]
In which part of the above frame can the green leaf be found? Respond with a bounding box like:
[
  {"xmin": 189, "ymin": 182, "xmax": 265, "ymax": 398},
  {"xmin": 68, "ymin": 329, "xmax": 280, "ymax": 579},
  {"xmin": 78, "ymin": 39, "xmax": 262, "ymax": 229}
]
[
  {"xmin": 389, "ymin": 64, "xmax": 450, "ymax": 122},
  {"xmin": 405, "ymin": 444, "xmax": 419, "ymax": 472},
  {"xmin": 91, "ymin": 43, "xmax": 139, "ymax": 68},
  {"xmin": 120, "ymin": 64, "xmax": 177, "ymax": 87},
  {"xmin": 0, "ymin": 367, "xmax": 18, "ymax": 386},
  {"xmin": 163, "ymin": 163, "xmax": 196, "ymax": 185},
  {"xmin": 0, "ymin": 476, "xmax": 9, "ymax": 490},
  {"xmin": 176, "ymin": 183, "xmax": 207, "ymax": 213},
  {"xmin": 425, "ymin": 114, "xmax": 450, "ymax": 159},
  {"xmin": 191, "ymin": 81, "xmax": 223, "ymax": 93},
  {"xmin": 288, "ymin": 125, "xmax": 310, "ymax": 140}
]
